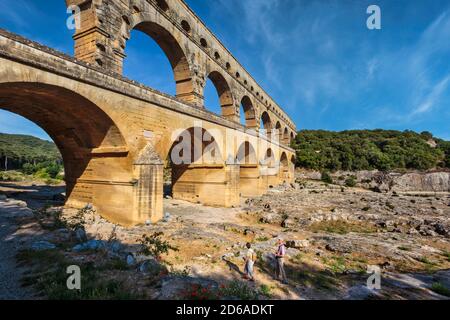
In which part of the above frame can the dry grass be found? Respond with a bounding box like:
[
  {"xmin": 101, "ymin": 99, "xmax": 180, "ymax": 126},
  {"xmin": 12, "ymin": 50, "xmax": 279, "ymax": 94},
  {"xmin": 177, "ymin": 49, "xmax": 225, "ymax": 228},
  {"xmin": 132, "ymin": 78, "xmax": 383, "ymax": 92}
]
[{"xmin": 308, "ymin": 220, "xmax": 378, "ymax": 235}]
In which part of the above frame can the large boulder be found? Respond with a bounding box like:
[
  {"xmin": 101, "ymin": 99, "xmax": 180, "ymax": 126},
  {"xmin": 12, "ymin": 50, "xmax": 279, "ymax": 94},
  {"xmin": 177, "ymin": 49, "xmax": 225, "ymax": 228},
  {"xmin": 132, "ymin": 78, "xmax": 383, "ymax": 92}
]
[
  {"xmin": 259, "ymin": 212, "xmax": 282, "ymax": 224},
  {"xmin": 281, "ymin": 218, "xmax": 295, "ymax": 228},
  {"xmin": 139, "ymin": 258, "xmax": 168, "ymax": 276},
  {"xmin": 286, "ymin": 240, "xmax": 310, "ymax": 249}
]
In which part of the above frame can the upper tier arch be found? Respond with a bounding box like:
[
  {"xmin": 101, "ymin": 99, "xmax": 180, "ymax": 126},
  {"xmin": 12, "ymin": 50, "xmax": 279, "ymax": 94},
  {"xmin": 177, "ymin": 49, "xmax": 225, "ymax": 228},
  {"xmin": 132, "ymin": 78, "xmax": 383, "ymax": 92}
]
[{"xmin": 67, "ymin": 0, "xmax": 296, "ymax": 142}]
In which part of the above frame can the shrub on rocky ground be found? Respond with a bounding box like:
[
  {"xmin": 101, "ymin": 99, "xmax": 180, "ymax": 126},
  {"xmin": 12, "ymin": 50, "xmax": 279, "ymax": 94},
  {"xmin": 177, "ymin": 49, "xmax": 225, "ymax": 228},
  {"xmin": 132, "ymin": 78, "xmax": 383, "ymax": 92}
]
[
  {"xmin": 139, "ymin": 232, "xmax": 179, "ymax": 259},
  {"xmin": 345, "ymin": 176, "xmax": 357, "ymax": 187},
  {"xmin": 321, "ymin": 171, "xmax": 333, "ymax": 184},
  {"xmin": 219, "ymin": 280, "xmax": 259, "ymax": 300},
  {"xmin": 431, "ymin": 282, "xmax": 450, "ymax": 297},
  {"xmin": 16, "ymin": 249, "xmax": 142, "ymax": 299}
]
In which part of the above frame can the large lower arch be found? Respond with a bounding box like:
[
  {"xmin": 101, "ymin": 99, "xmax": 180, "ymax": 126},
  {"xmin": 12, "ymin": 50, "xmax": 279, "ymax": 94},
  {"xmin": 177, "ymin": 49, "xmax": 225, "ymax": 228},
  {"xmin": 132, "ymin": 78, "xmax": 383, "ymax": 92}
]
[
  {"xmin": 204, "ymin": 71, "xmax": 235, "ymax": 121},
  {"xmin": 166, "ymin": 127, "xmax": 239, "ymax": 207},
  {"xmin": 125, "ymin": 16, "xmax": 195, "ymax": 104},
  {"xmin": 0, "ymin": 82, "xmax": 135, "ymax": 224}
]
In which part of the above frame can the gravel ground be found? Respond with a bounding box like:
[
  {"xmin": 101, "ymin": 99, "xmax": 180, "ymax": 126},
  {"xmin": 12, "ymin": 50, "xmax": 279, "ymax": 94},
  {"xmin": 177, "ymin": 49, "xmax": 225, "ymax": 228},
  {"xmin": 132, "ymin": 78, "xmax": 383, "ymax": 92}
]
[{"xmin": 0, "ymin": 200, "xmax": 35, "ymax": 300}]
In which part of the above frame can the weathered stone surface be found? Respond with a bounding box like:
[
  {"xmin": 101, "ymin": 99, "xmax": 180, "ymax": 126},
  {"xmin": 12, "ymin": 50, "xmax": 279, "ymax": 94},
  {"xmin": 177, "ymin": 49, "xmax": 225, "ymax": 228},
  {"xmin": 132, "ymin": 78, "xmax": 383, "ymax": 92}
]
[
  {"xmin": 72, "ymin": 240, "xmax": 106, "ymax": 252},
  {"xmin": 344, "ymin": 285, "xmax": 381, "ymax": 300},
  {"xmin": 286, "ymin": 240, "xmax": 310, "ymax": 249},
  {"xmin": 325, "ymin": 242, "xmax": 353, "ymax": 254},
  {"xmin": 281, "ymin": 218, "xmax": 295, "ymax": 228},
  {"xmin": 259, "ymin": 212, "xmax": 282, "ymax": 224},
  {"xmin": 31, "ymin": 241, "xmax": 56, "ymax": 251},
  {"xmin": 74, "ymin": 227, "xmax": 88, "ymax": 243},
  {"xmin": 139, "ymin": 258, "xmax": 168, "ymax": 276},
  {"xmin": 126, "ymin": 254, "xmax": 136, "ymax": 266}
]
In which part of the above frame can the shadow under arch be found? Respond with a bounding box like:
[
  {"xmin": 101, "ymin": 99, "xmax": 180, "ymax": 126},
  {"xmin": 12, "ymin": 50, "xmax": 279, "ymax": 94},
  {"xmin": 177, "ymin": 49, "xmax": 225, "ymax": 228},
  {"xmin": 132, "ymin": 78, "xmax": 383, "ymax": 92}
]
[
  {"xmin": 274, "ymin": 121, "xmax": 282, "ymax": 142},
  {"xmin": 0, "ymin": 82, "xmax": 128, "ymax": 208},
  {"xmin": 204, "ymin": 71, "xmax": 235, "ymax": 120},
  {"xmin": 263, "ymin": 147, "xmax": 279, "ymax": 188},
  {"xmin": 280, "ymin": 152, "xmax": 289, "ymax": 183},
  {"xmin": 283, "ymin": 127, "xmax": 289, "ymax": 144},
  {"xmin": 260, "ymin": 111, "xmax": 272, "ymax": 136},
  {"xmin": 240, "ymin": 96, "xmax": 257, "ymax": 128},
  {"xmin": 236, "ymin": 141, "xmax": 260, "ymax": 197},
  {"xmin": 125, "ymin": 16, "xmax": 194, "ymax": 102},
  {"xmin": 236, "ymin": 141, "xmax": 257, "ymax": 165},
  {"xmin": 290, "ymin": 154, "xmax": 296, "ymax": 181},
  {"xmin": 290, "ymin": 131, "xmax": 295, "ymax": 144},
  {"xmin": 164, "ymin": 127, "xmax": 239, "ymax": 206},
  {"xmin": 263, "ymin": 148, "xmax": 276, "ymax": 168}
]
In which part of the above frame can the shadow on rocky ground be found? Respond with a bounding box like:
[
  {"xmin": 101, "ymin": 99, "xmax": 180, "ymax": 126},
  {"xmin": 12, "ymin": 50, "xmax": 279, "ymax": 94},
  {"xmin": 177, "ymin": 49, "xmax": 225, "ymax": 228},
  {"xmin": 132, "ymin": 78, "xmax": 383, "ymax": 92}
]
[{"xmin": 1, "ymin": 176, "xmax": 449, "ymax": 300}]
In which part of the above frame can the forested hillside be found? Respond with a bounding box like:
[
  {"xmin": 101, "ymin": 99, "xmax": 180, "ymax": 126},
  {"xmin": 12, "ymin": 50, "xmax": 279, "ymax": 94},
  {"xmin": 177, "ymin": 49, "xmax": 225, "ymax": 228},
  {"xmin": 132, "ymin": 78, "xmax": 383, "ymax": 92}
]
[
  {"xmin": 292, "ymin": 130, "xmax": 450, "ymax": 172},
  {"xmin": 0, "ymin": 133, "xmax": 61, "ymax": 170}
]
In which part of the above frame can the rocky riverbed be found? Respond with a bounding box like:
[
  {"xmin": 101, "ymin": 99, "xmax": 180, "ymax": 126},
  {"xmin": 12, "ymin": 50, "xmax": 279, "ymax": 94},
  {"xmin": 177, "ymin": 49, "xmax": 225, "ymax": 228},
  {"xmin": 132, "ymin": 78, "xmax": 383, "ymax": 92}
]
[{"xmin": 0, "ymin": 177, "xmax": 449, "ymax": 300}]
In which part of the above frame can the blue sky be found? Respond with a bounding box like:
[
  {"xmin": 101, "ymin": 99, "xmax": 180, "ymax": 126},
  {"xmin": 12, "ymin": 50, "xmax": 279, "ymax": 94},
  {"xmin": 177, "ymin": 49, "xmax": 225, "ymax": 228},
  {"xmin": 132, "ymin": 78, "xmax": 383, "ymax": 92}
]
[{"xmin": 0, "ymin": 0, "xmax": 449, "ymax": 141}]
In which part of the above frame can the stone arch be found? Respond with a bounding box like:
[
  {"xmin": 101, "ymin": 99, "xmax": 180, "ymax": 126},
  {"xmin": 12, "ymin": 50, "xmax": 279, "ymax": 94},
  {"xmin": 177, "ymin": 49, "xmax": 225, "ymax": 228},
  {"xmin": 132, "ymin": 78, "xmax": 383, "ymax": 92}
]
[
  {"xmin": 165, "ymin": 127, "xmax": 238, "ymax": 207},
  {"xmin": 168, "ymin": 127, "xmax": 223, "ymax": 166},
  {"xmin": 290, "ymin": 131, "xmax": 295, "ymax": 143},
  {"xmin": 263, "ymin": 148, "xmax": 276, "ymax": 168},
  {"xmin": 240, "ymin": 96, "xmax": 257, "ymax": 128},
  {"xmin": 236, "ymin": 141, "xmax": 257, "ymax": 165},
  {"xmin": 0, "ymin": 82, "xmax": 128, "ymax": 216},
  {"xmin": 123, "ymin": 13, "xmax": 195, "ymax": 103},
  {"xmin": 274, "ymin": 121, "xmax": 282, "ymax": 142},
  {"xmin": 260, "ymin": 111, "xmax": 272, "ymax": 136},
  {"xmin": 204, "ymin": 71, "xmax": 235, "ymax": 120},
  {"xmin": 279, "ymin": 152, "xmax": 289, "ymax": 182},
  {"xmin": 289, "ymin": 154, "xmax": 297, "ymax": 182},
  {"xmin": 290, "ymin": 154, "xmax": 296, "ymax": 170},
  {"xmin": 237, "ymin": 141, "xmax": 259, "ymax": 197},
  {"xmin": 283, "ymin": 127, "xmax": 289, "ymax": 144},
  {"xmin": 155, "ymin": 0, "xmax": 169, "ymax": 12}
]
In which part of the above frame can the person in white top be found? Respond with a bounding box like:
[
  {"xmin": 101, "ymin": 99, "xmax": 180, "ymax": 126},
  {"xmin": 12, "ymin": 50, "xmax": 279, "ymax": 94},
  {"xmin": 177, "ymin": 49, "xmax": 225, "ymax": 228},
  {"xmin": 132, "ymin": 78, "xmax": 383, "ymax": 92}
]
[{"xmin": 243, "ymin": 242, "xmax": 256, "ymax": 281}]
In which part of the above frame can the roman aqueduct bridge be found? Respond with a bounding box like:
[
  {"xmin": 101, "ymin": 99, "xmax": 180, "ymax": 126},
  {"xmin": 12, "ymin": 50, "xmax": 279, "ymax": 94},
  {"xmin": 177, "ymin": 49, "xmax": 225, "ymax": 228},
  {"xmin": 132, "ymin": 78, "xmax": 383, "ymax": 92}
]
[{"xmin": 0, "ymin": 0, "xmax": 297, "ymax": 225}]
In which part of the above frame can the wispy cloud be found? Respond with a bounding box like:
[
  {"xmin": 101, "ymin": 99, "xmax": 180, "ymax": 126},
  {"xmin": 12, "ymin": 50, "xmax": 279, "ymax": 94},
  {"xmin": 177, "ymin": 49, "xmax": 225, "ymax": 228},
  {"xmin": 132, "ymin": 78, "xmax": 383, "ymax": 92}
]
[
  {"xmin": 0, "ymin": 0, "xmax": 42, "ymax": 30},
  {"xmin": 411, "ymin": 75, "xmax": 450, "ymax": 116}
]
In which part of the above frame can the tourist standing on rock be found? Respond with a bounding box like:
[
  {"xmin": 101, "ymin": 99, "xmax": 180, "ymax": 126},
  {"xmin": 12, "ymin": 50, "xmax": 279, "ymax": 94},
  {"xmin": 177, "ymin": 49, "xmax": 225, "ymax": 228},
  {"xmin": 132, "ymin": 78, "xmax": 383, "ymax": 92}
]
[
  {"xmin": 275, "ymin": 238, "xmax": 288, "ymax": 284},
  {"xmin": 243, "ymin": 242, "xmax": 256, "ymax": 281}
]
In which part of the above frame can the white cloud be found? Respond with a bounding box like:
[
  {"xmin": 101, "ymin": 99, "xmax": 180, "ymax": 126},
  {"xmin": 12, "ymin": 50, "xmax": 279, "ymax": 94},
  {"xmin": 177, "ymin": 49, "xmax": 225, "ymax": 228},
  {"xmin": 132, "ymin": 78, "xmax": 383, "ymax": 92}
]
[{"xmin": 411, "ymin": 75, "xmax": 450, "ymax": 115}]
